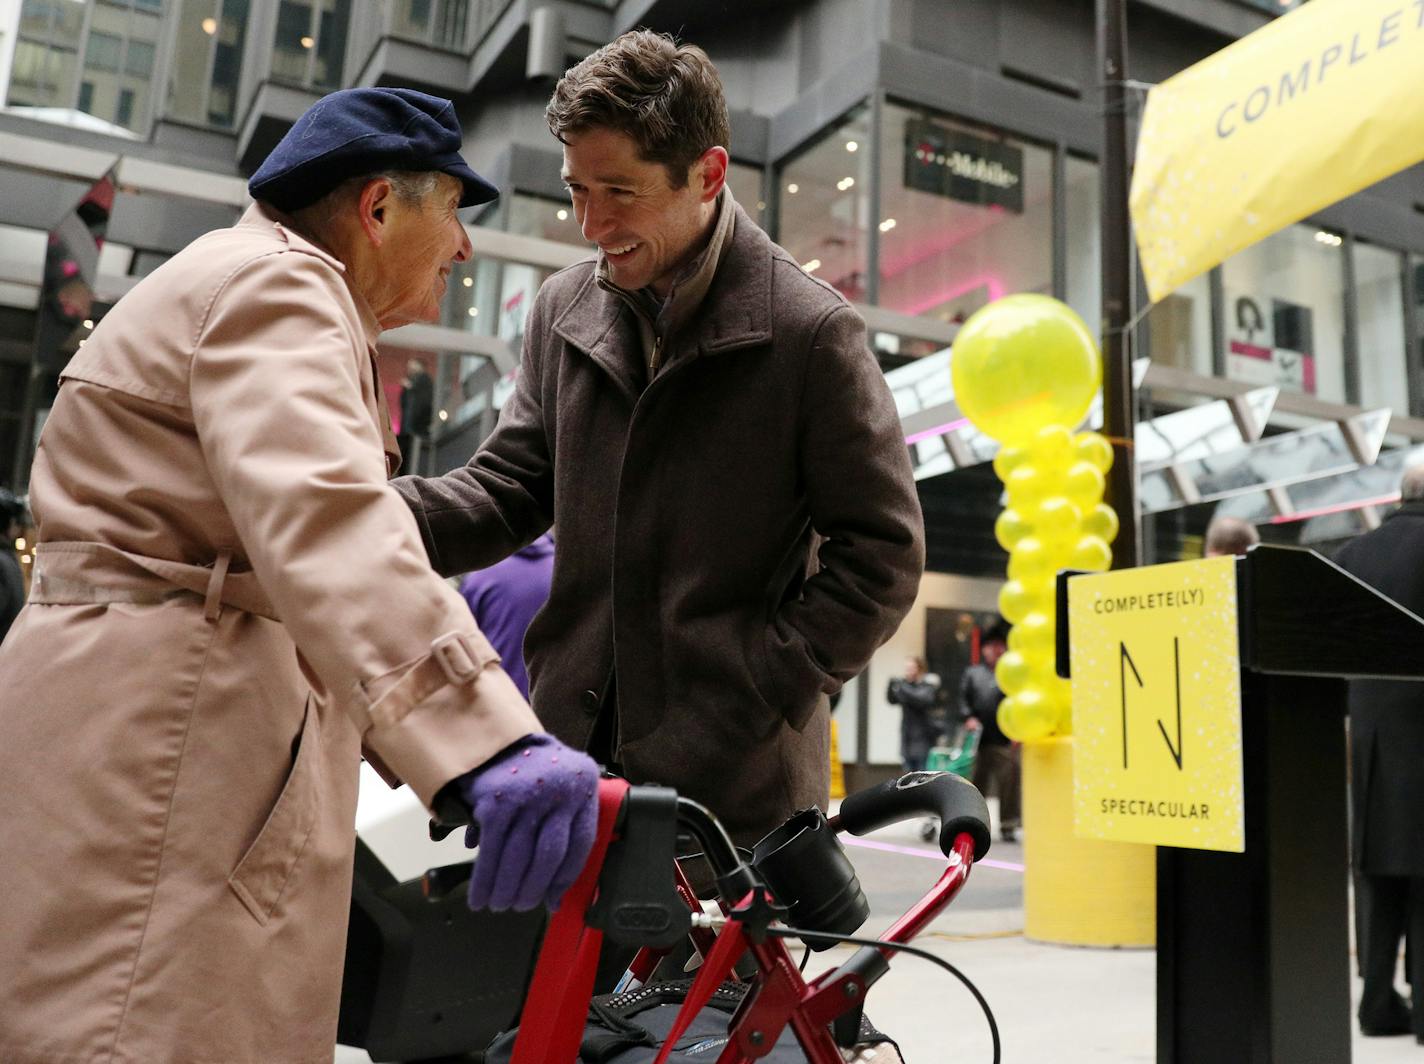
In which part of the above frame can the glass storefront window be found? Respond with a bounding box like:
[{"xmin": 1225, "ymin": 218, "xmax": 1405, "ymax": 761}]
[
  {"xmin": 1355, "ymin": 241, "xmax": 1408, "ymax": 415},
  {"xmin": 725, "ymin": 161, "xmax": 766, "ymax": 230},
  {"xmin": 124, "ymin": 38, "xmax": 154, "ymax": 77},
  {"xmin": 1146, "ymin": 272, "xmax": 1214, "ymax": 378},
  {"xmin": 84, "ymin": 32, "xmax": 122, "ymax": 72},
  {"xmin": 314, "ymin": 0, "xmax": 350, "ymax": 89},
  {"xmin": 166, "ymin": 0, "xmax": 219, "ymax": 124},
  {"xmin": 210, "ymin": 0, "xmax": 248, "ymax": 125},
  {"xmin": 12, "ymin": 2, "xmax": 184, "ymax": 124},
  {"xmin": 877, "ymin": 101, "xmax": 1053, "ymax": 324},
  {"xmin": 272, "ymin": 1, "xmax": 313, "ymax": 83},
  {"xmin": 507, "ymin": 192, "xmax": 588, "ymax": 248},
  {"xmin": 1064, "ymin": 154, "xmax": 1100, "ymax": 341},
  {"xmin": 271, "ymin": 0, "xmax": 349, "ymax": 89},
  {"xmin": 1415, "ymin": 255, "xmax": 1424, "ymax": 414},
  {"xmin": 120, "ymin": 2, "xmax": 162, "ymax": 132},
  {"xmin": 389, "ymin": 0, "xmax": 431, "ymax": 39},
  {"xmin": 49, "ymin": 0, "xmax": 166, "ymax": 133},
  {"xmin": 776, "ymin": 102, "xmax": 871, "ymax": 302},
  {"xmin": 9, "ymin": 38, "xmax": 77, "ymax": 107},
  {"xmin": 1219, "ymin": 223, "xmax": 1347, "ymax": 402},
  {"xmin": 389, "ymin": 0, "xmax": 468, "ymax": 47},
  {"xmin": 20, "ymin": 0, "xmax": 84, "ymax": 39},
  {"xmin": 165, "ymin": 0, "xmax": 247, "ymax": 128}
]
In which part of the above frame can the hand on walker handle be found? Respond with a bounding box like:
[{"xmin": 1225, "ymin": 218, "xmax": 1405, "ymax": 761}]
[{"xmin": 455, "ymin": 733, "xmax": 599, "ymax": 912}]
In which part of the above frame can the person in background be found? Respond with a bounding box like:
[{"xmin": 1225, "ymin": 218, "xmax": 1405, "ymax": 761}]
[
  {"xmin": 0, "ymin": 88, "xmax": 597, "ymax": 1064},
  {"xmin": 1204, "ymin": 514, "xmax": 1259, "ymax": 557},
  {"xmin": 1333, "ymin": 464, "xmax": 1424, "ymax": 1039},
  {"xmin": 398, "ymin": 358, "xmax": 435, "ymax": 474},
  {"xmin": 0, "ymin": 488, "xmax": 26, "ymax": 643},
  {"xmin": 962, "ymin": 622, "xmax": 1020, "ymax": 843},
  {"xmin": 887, "ymin": 655, "xmax": 940, "ymax": 773},
  {"xmin": 460, "ymin": 532, "xmax": 555, "ymax": 700}
]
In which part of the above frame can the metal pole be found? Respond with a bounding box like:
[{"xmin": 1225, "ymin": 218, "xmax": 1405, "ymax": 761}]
[{"xmin": 1098, "ymin": 0, "xmax": 1142, "ymax": 568}]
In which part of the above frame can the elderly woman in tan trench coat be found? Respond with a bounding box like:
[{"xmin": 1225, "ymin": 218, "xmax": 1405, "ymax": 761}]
[{"xmin": 0, "ymin": 89, "xmax": 598, "ymax": 1064}]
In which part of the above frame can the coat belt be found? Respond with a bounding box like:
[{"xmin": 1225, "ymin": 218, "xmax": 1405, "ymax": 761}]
[{"xmin": 29, "ymin": 541, "xmax": 278, "ymax": 622}]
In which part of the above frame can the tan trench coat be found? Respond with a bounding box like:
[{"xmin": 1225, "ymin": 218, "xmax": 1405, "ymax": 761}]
[{"xmin": 0, "ymin": 204, "xmax": 539, "ymax": 1064}]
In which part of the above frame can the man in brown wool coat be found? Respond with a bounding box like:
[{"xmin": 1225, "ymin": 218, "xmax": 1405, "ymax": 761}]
[{"xmin": 394, "ymin": 30, "xmax": 925, "ymax": 848}]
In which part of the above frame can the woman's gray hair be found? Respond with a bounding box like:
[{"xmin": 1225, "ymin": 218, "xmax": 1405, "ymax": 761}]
[
  {"xmin": 293, "ymin": 169, "xmax": 445, "ymax": 231},
  {"xmin": 359, "ymin": 169, "xmax": 442, "ymax": 203}
]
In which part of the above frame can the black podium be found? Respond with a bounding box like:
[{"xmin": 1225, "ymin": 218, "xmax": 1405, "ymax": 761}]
[{"xmin": 1059, "ymin": 545, "xmax": 1424, "ymax": 1064}]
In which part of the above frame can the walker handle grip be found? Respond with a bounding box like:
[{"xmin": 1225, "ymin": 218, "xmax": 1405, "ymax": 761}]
[{"xmin": 836, "ymin": 771, "xmax": 992, "ymax": 861}]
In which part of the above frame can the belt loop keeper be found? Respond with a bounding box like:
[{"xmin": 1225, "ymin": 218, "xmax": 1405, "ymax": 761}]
[{"xmin": 204, "ymin": 551, "xmax": 232, "ymax": 622}]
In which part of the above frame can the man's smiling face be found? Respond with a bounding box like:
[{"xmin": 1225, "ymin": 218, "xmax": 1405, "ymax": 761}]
[{"xmin": 561, "ymin": 126, "xmax": 722, "ymax": 296}]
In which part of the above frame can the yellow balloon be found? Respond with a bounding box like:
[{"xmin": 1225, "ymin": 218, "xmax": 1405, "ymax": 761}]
[
  {"xmin": 1018, "ymin": 643, "xmax": 1057, "ymax": 687},
  {"xmin": 1014, "ymin": 611, "xmax": 1055, "ymax": 653},
  {"xmin": 1069, "ymin": 534, "xmax": 1113, "ymax": 572},
  {"xmin": 1028, "ymin": 575, "xmax": 1058, "ymax": 610},
  {"xmin": 1006, "ymin": 536, "xmax": 1054, "ymax": 583},
  {"xmin": 1044, "ymin": 674, "xmax": 1072, "ymax": 712},
  {"xmin": 949, "ymin": 294, "xmax": 1102, "ymax": 446},
  {"xmin": 1082, "ymin": 502, "xmax": 1120, "ymax": 544},
  {"xmin": 1034, "ymin": 496, "xmax": 1082, "ymax": 545},
  {"xmin": 995, "ymin": 649, "xmax": 1031, "ymax": 696},
  {"xmin": 997, "ymin": 697, "xmax": 1024, "ymax": 739},
  {"xmin": 1064, "ymin": 461, "xmax": 1107, "ymax": 510},
  {"xmin": 1030, "ymin": 424, "xmax": 1075, "ymax": 471},
  {"xmin": 993, "ymin": 446, "xmax": 1029, "ymax": 484},
  {"xmin": 1006, "ymin": 464, "xmax": 1050, "ymax": 508},
  {"xmin": 998, "ymin": 580, "xmax": 1030, "ymax": 624},
  {"xmin": 998, "ymin": 576, "xmax": 1053, "ymax": 623},
  {"xmin": 1074, "ymin": 431, "xmax": 1114, "ymax": 473},
  {"xmin": 999, "ymin": 689, "xmax": 1057, "ymax": 742},
  {"xmin": 994, "ymin": 508, "xmax": 1033, "ymax": 553}
]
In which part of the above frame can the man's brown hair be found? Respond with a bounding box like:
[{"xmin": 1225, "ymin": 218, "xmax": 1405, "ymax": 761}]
[{"xmin": 546, "ymin": 30, "xmax": 730, "ymax": 188}]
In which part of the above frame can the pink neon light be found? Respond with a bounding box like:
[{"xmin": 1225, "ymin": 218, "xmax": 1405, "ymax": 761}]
[
  {"xmin": 878, "ymin": 210, "xmax": 1004, "ymax": 278},
  {"xmin": 901, "ymin": 274, "xmax": 1007, "ymax": 319},
  {"xmin": 1269, "ymin": 492, "xmax": 1401, "ymax": 525},
  {"xmin": 904, "ymin": 416, "xmax": 971, "ymax": 446}
]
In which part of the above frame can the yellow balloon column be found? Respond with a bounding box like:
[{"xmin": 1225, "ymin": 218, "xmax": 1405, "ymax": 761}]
[{"xmin": 951, "ymin": 294, "xmax": 1153, "ymax": 947}]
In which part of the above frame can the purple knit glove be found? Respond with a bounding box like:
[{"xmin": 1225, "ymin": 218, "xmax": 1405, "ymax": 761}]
[{"xmin": 456, "ymin": 733, "xmax": 599, "ymax": 912}]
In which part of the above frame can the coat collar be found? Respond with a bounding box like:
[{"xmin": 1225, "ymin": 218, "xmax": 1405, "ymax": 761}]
[
  {"xmin": 551, "ymin": 197, "xmax": 774, "ymax": 370},
  {"xmin": 239, "ymin": 203, "xmax": 383, "ymax": 351},
  {"xmin": 595, "ymin": 184, "xmax": 736, "ymax": 347},
  {"xmin": 239, "ymin": 203, "xmax": 398, "ymax": 473},
  {"xmin": 1389, "ymin": 500, "xmax": 1424, "ymax": 521}
]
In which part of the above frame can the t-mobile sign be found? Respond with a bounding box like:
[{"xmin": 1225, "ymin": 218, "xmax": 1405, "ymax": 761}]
[{"xmin": 903, "ymin": 118, "xmax": 1024, "ymax": 213}]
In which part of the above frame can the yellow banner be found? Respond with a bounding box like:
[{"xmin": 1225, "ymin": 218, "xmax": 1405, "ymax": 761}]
[
  {"xmin": 1069, "ymin": 557, "xmax": 1244, "ymax": 852},
  {"xmin": 1130, "ymin": 0, "xmax": 1424, "ymax": 302}
]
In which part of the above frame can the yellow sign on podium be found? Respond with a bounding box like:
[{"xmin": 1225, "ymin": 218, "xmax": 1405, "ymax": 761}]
[{"xmin": 1069, "ymin": 556, "xmax": 1244, "ymax": 852}]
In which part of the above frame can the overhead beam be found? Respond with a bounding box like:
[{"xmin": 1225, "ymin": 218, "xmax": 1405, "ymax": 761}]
[
  {"xmin": 1145, "ymin": 362, "xmax": 1424, "ymax": 442},
  {"xmin": 380, "ymin": 322, "xmax": 517, "ymax": 374}
]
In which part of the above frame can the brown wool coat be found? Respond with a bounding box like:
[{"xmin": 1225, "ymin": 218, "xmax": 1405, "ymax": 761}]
[
  {"xmin": 0, "ymin": 204, "xmax": 539, "ymax": 1064},
  {"xmin": 393, "ymin": 201, "xmax": 925, "ymax": 844}
]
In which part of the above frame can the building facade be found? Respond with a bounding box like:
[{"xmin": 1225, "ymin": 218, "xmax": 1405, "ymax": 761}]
[{"xmin": 2, "ymin": 0, "xmax": 1422, "ymax": 762}]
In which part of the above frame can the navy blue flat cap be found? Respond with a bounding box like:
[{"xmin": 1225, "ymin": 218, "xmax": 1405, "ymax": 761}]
[{"xmin": 248, "ymin": 87, "xmax": 498, "ymax": 212}]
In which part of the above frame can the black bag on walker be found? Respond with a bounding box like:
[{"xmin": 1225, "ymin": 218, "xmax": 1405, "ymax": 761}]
[{"xmin": 484, "ymin": 978, "xmax": 901, "ymax": 1063}]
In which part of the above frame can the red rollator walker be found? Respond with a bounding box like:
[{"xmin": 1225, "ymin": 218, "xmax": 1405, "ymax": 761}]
[{"xmin": 489, "ymin": 770, "xmax": 999, "ymax": 1064}]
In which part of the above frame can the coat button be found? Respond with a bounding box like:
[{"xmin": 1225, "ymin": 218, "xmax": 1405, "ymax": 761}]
[{"xmin": 582, "ymin": 689, "xmax": 601, "ymax": 715}]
